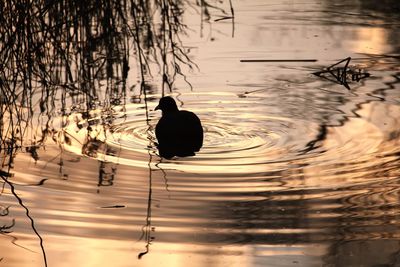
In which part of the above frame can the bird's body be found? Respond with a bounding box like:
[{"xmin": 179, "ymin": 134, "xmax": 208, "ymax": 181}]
[{"xmin": 155, "ymin": 97, "xmax": 203, "ymax": 159}]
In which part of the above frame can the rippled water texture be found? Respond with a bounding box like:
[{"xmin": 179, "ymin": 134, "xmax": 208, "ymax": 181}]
[{"xmin": 1, "ymin": 1, "xmax": 400, "ymax": 266}]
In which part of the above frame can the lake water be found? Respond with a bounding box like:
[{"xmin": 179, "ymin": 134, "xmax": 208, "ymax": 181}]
[{"xmin": 1, "ymin": 1, "xmax": 400, "ymax": 266}]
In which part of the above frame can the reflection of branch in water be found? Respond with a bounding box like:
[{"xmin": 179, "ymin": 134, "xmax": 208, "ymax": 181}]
[
  {"xmin": 97, "ymin": 161, "xmax": 116, "ymax": 188},
  {"xmin": 381, "ymin": 72, "xmax": 400, "ymax": 92},
  {"xmin": 137, "ymin": 153, "xmax": 154, "ymax": 259},
  {"xmin": 0, "ymin": 216, "xmax": 36, "ymax": 253},
  {"xmin": 214, "ymin": 0, "xmax": 235, "ymax": 22},
  {"xmin": 1, "ymin": 138, "xmax": 47, "ymax": 262},
  {"xmin": 137, "ymin": 87, "xmax": 175, "ymax": 257},
  {"xmin": 137, "ymin": 93, "xmax": 156, "ymax": 259},
  {"xmin": 230, "ymin": 0, "xmax": 236, "ymax": 38},
  {"xmin": 0, "ymin": 207, "xmax": 14, "ymax": 234},
  {"xmin": 131, "ymin": 9, "xmax": 155, "ymax": 253},
  {"xmin": 300, "ymin": 124, "xmax": 328, "ymax": 154},
  {"xmin": 0, "ymin": 206, "xmax": 9, "ymax": 217},
  {"xmin": 0, "ymin": 0, "xmax": 234, "ymax": 262},
  {"xmin": 137, "ymin": 159, "xmax": 153, "ymax": 259},
  {"xmin": 198, "ymin": 0, "xmax": 234, "ymax": 38},
  {"xmin": 0, "ymin": 173, "xmax": 48, "ymax": 267},
  {"xmin": 155, "ymin": 161, "xmax": 170, "ymax": 193},
  {"xmin": 6, "ymin": 234, "xmax": 38, "ymax": 253},
  {"xmin": 1, "ymin": 0, "xmax": 229, "ymax": 151},
  {"xmin": 301, "ymin": 71, "xmax": 399, "ymax": 155},
  {"xmin": 1, "ymin": 0, "xmax": 234, "ymax": 158}
]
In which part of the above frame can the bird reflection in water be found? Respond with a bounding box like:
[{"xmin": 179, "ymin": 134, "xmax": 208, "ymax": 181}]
[{"xmin": 155, "ymin": 96, "xmax": 203, "ymax": 159}]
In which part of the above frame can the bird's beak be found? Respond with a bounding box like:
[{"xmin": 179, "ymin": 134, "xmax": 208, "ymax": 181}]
[{"xmin": 155, "ymin": 105, "xmax": 160, "ymax": 111}]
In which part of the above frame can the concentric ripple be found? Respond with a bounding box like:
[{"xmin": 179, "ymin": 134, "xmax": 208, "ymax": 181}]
[
  {"xmin": 57, "ymin": 91, "xmax": 398, "ymax": 182},
  {"xmin": 56, "ymin": 93, "xmax": 319, "ymax": 174}
]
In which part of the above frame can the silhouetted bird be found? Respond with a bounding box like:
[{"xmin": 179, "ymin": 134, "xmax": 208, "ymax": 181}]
[{"xmin": 155, "ymin": 96, "xmax": 203, "ymax": 159}]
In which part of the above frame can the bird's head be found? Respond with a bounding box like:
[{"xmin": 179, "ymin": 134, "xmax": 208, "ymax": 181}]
[{"xmin": 155, "ymin": 96, "xmax": 179, "ymax": 114}]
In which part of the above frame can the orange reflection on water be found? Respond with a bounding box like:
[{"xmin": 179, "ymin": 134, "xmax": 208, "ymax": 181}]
[{"xmin": 351, "ymin": 27, "xmax": 389, "ymax": 54}]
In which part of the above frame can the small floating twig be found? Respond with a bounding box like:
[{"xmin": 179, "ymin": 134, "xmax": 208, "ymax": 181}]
[
  {"xmin": 214, "ymin": 16, "xmax": 234, "ymax": 22},
  {"xmin": 312, "ymin": 57, "xmax": 371, "ymax": 90},
  {"xmin": 240, "ymin": 59, "xmax": 318, "ymax": 63},
  {"xmin": 100, "ymin": 205, "xmax": 126, "ymax": 209}
]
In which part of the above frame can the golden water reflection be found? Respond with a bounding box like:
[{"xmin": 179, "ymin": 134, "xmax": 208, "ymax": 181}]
[{"xmin": 1, "ymin": 0, "xmax": 400, "ymax": 267}]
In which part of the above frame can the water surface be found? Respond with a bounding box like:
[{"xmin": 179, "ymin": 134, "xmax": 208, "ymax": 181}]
[{"xmin": 1, "ymin": 1, "xmax": 400, "ymax": 266}]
